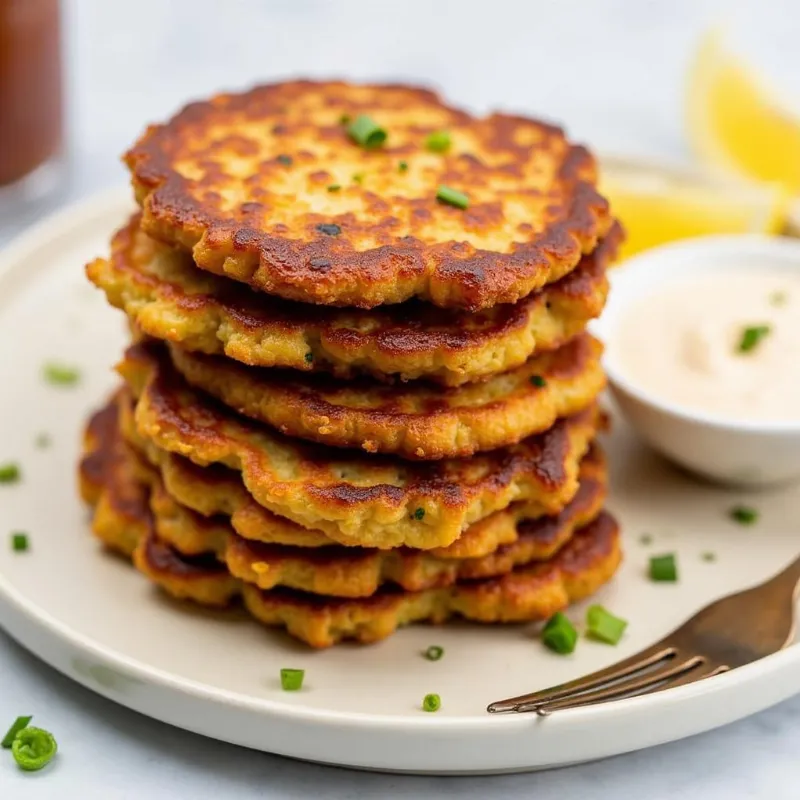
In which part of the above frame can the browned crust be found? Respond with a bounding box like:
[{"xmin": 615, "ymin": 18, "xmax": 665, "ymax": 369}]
[
  {"xmin": 87, "ymin": 216, "xmax": 621, "ymax": 384},
  {"xmin": 117, "ymin": 341, "xmax": 602, "ymax": 549},
  {"xmin": 125, "ymin": 80, "xmax": 613, "ymax": 310},
  {"xmin": 165, "ymin": 333, "xmax": 605, "ymax": 459}
]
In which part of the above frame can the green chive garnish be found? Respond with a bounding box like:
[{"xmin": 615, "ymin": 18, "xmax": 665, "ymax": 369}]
[
  {"xmin": 530, "ymin": 375, "xmax": 547, "ymax": 388},
  {"xmin": 0, "ymin": 463, "xmax": 20, "ymax": 484},
  {"xmin": 424, "ymin": 645, "xmax": 444, "ymax": 661},
  {"xmin": 398, "ymin": 160, "xmax": 409, "ymax": 173},
  {"xmin": 425, "ymin": 130, "xmax": 451, "ymax": 153},
  {"xmin": 769, "ymin": 290, "xmax": 787, "ymax": 307},
  {"xmin": 339, "ymin": 114, "xmax": 351, "ymax": 125},
  {"xmin": 35, "ymin": 433, "xmax": 51, "ymax": 449},
  {"xmin": 649, "ymin": 553, "xmax": 678, "ymax": 582},
  {"xmin": 585, "ymin": 605, "xmax": 627, "ymax": 645},
  {"xmin": 639, "ymin": 533, "xmax": 653, "ymax": 545},
  {"xmin": 11, "ymin": 533, "xmax": 28, "ymax": 552},
  {"xmin": 280, "ymin": 668, "xmax": 305, "ymax": 691},
  {"xmin": 702, "ymin": 551, "xmax": 717, "ymax": 562},
  {"xmin": 11, "ymin": 727, "xmax": 57, "ymax": 771},
  {"xmin": 304, "ymin": 352, "xmax": 314, "ymax": 364},
  {"xmin": 541, "ymin": 612, "xmax": 578, "ymax": 654},
  {"xmin": 737, "ymin": 324, "xmax": 771, "ymax": 353},
  {"xmin": 730, "ymin": 505, "xmax": 758, "ymax": 525},
  {"xmin": 2, "ymin": 716, "xmax": 31, "ymax": 748},
  {"xmin": 277, "ymin": 154, "xmax": 293, "ymax": 166},
  {"xmin": 352, "ymin": 173, "xmax": 364, "ymax": 184},
  {"xmin": 327, "ymin": 184, "xmax": 341, "ymax": 192},
  {"xmin": 346, "ymin": 115, "xmax": 387, "ymax": 149},
  {"xmin": 413, "ymin": 508, "xmax": 425, "ymax": 521},
  {"xmin": 436, "ymin": 185, "xmax": 469, "ymax": 210},
  {"xmin": 422, "ymin": 693, "xmax": 441, "ymax": 712},
  {"xmin": 43, "ymin": 362, "xmax": 81, "ymax": 386}
]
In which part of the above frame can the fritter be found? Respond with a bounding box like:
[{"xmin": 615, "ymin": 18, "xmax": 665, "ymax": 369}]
[
  {"xmin": 165, "ymin": 333, "xmax": 604, "ymax": 459},
  {"xmin": 81, "ymin": 401, "xmax": 608, "ymax": 597},
  {"xmin": 125, "ymin": 80, "xmax": 613, "ymax": 310},
  {"xmin": 117, "ymin": 342, "xmax": 603, "ymax": 549},
  {"xmin": 86, "ymin": 217, "xmax": 622, "ymax": 385},
  {"xmin": 80, "ymin": 414, "xmax": 621, "ymax": 646}
]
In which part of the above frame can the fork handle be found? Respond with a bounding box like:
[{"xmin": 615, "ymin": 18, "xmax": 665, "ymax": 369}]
[{"xmin": 766, "ymin": 554, "xmax": 800, "ymax": 597}]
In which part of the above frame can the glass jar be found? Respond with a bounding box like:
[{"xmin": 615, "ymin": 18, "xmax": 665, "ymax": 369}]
[{"xmin": 0, "ymin": 0, "xmax": 64, "ymax": 215}]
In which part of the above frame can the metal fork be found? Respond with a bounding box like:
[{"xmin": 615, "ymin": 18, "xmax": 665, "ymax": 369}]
[{"xmin": 488, "ymin": 555, "xmax": 800, "ymax": 715}]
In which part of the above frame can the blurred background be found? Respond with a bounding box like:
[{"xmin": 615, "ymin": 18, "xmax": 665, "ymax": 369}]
[{"xmin": 2, "ymin": 0, "xmax": 799, "ymax": 250}]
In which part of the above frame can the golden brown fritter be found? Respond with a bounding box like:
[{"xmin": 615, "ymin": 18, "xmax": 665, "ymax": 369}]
[
  {"xmin": 125, "ymin": 81, "xmax": 614, "ymax": 310},
  {"xmin": 165, "ymin": 333, "xmax": 605, "ymax": 459},
  {"xmin": 80, "ymin": 402, "xmax": 608, "ymax": 597},
  {"xmin": 79, "ymin": 409, "xmax": 621, "ymax": 646},
  {"xmin": 117, "ymin": 342, "xmax": 603, "ymax": 549},
  {"xmin": 86, "ymin": 217, "xmax": 621, "ymax": 385}
]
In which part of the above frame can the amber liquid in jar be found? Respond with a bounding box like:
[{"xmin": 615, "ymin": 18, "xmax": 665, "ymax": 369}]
[{"xmin": 0, "ymin": 0, "xmax": 63, "ymax": 187}]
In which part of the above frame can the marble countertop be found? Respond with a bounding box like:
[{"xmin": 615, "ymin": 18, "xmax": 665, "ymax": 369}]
[{"xmin": 2, "ymin": 0, "xmax": 799, "ymax": 795}]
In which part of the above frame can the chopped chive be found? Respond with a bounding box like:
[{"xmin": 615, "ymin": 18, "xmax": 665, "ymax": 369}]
[
  {"xmin": 280, "ymin": 668, "xmax": 305, "ymax": 691},
  {"xmin": 701, "ymin": 551, "xmax": 717, "ymax": 562},
  {"xmin": 304, "ymin": 352, "xmax": 314, "ymax": 364},
  {"xmin": 436, "ymin": 185, "xmax": 469, "ymax": 210},
  {"xmin": 424, "ymin": 645, "xmax": 444, "ymax": 661},
  {"xmin": 730, "ymin": 505, "xmax": 758, "ymax": 525},
  {"xmin": 276, "ymin": 154, "xmax": 293, "ymax": 166},
  {"xmin": 398, "ymin": 160, "xmax": 409, "ymax": 173},
  {"xmin": 346, "ymin": 115, "xmax": 387, "ymax": 149},
  {"xmin": 43, "ymin": 362, "xmax": 81, "ymax": 386},
  {"xmin": 586, "ymin": 605, "xmax": 627, "ymax": 645},
  {"xmin": 649, "ymin": 553, "xmax": 678, "ymax": 582},
  {"xmin": 0, "ymin": 463, "xmax": 20, "ymax": 484},
  {"xmin": 737, "ymin": 324, "xmax": 771, "ymax": 353},
  {"xmin": 425, "ymin": 130, "xmax": 451, "ymax": 153},
  {"xmin": 412, "ymin": 507, "xmax": 425, "ymax": 521},
  {"xmin": 2, "ymin": 716, "xmax": 31, "ymax": 748},
  {"xmin": 11, "ymin": 727, "xmax": 57, "ymax": 771},
  {"xmin": 339, "ymin": 113, "xmax": 351, "ymax": 125},
  {"xmin": 639, "ymin": 533, "xmax": 653, "ymax": 545},
  {"xmin": 529, "ymin": 375, "xmax": 547, "ymax": 388},
  {"xmin": 11, "ymin": 533, "xmax": 28, "ymax": 552},
  {"xmin": 422, "ymin": 693, "xmax": 441, "ymax": 712},
  {"xmin": 541, "ymin": 611, "xmax": 578, "ymax": 654},
  {"xmin": 352, "ymin": 172, "xmax": 364, "ymax": 184},
  {"xmin": 769, "ymin": 290, "xmax": 787, "ymax": 307},
  {"xmin": 34, "ymin": 432, "xmax": 51, "ymax": 449},
  {"xmin": 327, "ymin": 184, "xmax": 341, "ymax": 192}
]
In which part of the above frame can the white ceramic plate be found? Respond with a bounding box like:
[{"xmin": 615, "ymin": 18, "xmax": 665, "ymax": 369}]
[{"xmin": 0, "ymin": 191, "xmax": 798, "ymax": 775}]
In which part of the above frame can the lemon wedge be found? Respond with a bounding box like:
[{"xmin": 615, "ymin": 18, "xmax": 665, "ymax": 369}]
[
  {"xmin": 686, "ymin": 29, "xmax": 800, "ymax": 192},
  {"xmin": 599, "ymin": 156, "xmax": 787, "ymax": 260}
]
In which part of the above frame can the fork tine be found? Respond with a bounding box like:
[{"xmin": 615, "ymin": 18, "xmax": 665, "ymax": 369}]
[
  {"xmin": 487, "ymin": 645, "xmax": 676, "ymax": 713},
  {"xmin": 532, "ymin": 656, "xmax": 707, "ymax": 715}
]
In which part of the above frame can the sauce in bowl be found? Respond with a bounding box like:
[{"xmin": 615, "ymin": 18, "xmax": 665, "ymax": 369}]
[{"xmin": 612, "ymin": 271, "xmax": 800, "ymax": 423}]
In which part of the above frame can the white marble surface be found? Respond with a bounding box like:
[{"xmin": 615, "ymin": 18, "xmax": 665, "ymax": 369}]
[{"xmin": 1, "ymin": 0, "xmax": 799, "ymax": 795}]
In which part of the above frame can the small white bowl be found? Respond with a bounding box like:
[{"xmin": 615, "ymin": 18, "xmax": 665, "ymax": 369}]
[{"xmin": 593, "ymin": 234, "xmax": 800, "ymax": 488}]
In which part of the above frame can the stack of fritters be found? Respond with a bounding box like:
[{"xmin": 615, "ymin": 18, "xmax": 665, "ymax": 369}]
[{"xmin": 82, "ymin": 81, "xmax": 623, "ymax": 647}]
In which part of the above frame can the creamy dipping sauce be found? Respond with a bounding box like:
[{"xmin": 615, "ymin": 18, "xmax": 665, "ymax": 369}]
[{"xmin": 613, "ymin": 271, "xmax": 800, "ymax": 422}]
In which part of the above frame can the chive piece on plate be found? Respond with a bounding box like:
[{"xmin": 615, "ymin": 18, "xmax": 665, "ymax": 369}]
[
  {"xmin": 424, "ymin": 645, "xmax": 444, "ymax": 662},
  {"xmin": 276, "ymin": 154, "xmax": 293, "ymax": 166},
  {"xmin": 327, "ymin": 184, "xmax": 341, "ymax": 192},
  {"xmin": 541, "ymin": 611, "xmax": 578, "ymax": 654},
  {"xmin": 586, "ymin": 605, "xmax": 627, "ymax": 645},
  {"xmin": 1, "ymin": 716, "xmax": 31, "ymax": 748},
  {"xmin": 737, "ymin": 324, "xmax": 771, "ymax": 353},
  {"xmin": 412, "ymin": 508, "xmax": 425, "ymax": 521},
  {"xmin": 436, "ymin": 185, "xmax": 469, "ymax": 209},
  {"xmin": 702, "ymin": 551, "xmax": 717, "ymax": 562},
  {"xmin": 639, "ymin": 533, "xmax": 653, "ymax": 545},
  {"xmin": 43, "ymin": 362, "xmax": 81, "ymax": 386},
  {"xmin": 0, "ymin": 463, "xmax": 20, "ymax": 484},
  {"xmin": 529, "ymin": 375, "xmax": 546, "ymax": 388},
  {"xmin": 425, "ymin": 130, "xmax": 451, "ymax": 153},
  {"xmin": 346, "ymin": 115, "xmax": 387, "ymax": 149},
  {"xmin": 11, "ymin": 727, "xmax": 57, "ymax": 771},
  {"xmin": 35, "ymin": 433, "xmax": 51, "ymax": 449},
  {"xmin": 280, "ymin": 668, "xmax": 305, "ymax": 692},
  {"xmin": 649, "ymin": 553, "xmax": 678, "ymax": 582},
  {"xmin": 730, "ymin": 505, "xmax": 758, "ymax": 525},
  {"xmin": 11, "ymin": 532, "xmax": 28, "ymax": 552},
  {"xmin": 398, "ymin": 160, "xmax": 409, "ymax": 173},
  {"xmin": 422, "ymin": 693, "xmax": 441, "ymax": 712}
]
